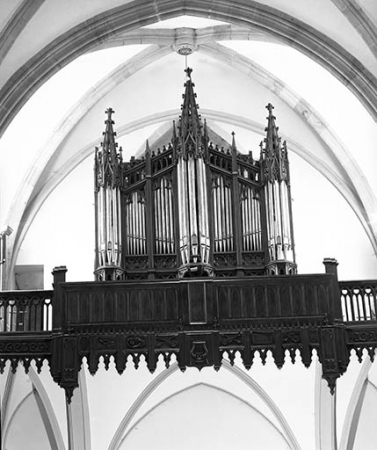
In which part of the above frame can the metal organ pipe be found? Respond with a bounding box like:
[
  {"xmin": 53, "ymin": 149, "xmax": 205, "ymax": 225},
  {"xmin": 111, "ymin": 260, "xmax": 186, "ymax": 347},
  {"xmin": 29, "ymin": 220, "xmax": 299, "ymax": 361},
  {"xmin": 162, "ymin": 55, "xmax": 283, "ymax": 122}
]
[
  {"xmin": 247, "ymin": 190, "xmax": 252, "ymax": 251},
  {"xmin": 213, "ymin": 179, "xmax": 219, "ymax": 252},
  {"xmin": 130, "ymin": 194, "xmax": 134, "ymax": 255},
  {"xmin": 102, "ymin": 187, "xmax": 107, "ymax": 264},
  {"xmin": 156, "ymin": 185, "xmax": 160, "ymax": 253},
  {"xmin": 188, "ymin": 155, "xmax": 198, "ymax": 262},
  {"xmin": 116, "ymin": 190, "xmax": 122, "ymax": 265},
  {"xmin": 250, "ymin": 195, "xmax": 253, "ymax": 250},
  {"xmin": 219, "ymin": 181, "xmax": 224, "ymax": 254},
  {"xmin": 159, "ymin": 182, "xmax": 164, "ymax": 253},
  {"xmin": 241, "ymin": 191, "xmax": 245, "ymax": 250},
  {"xmin": 137, "ymin": 196, "xmax": 141, "ymax": 254},
  {"xmin": 162, "ymin": 179, "xmax": 167, "ymax": 254},
  {"xmin": 161, "ymin": 180, "xmax": 165, "ymax": 254},
  {"xmin": 197, "ymin": 158, "xmax": 210, "ymax": 263},
  {"xmin": 126, "ymin": 195, "xmax": 131, "ymax": 255},
  {"xmin": 178, "ymin": 160, "xmax": 189, "ymax": 264},
  {"xmin": 132, "ymin": 193, "xmax": 136, "ymax": 255},
  {"xmin": 95, "ymin": 177, "xmax": 124, "ymax": 269},
  {"xmin": 274, "ymin": 182, "xmax": 283, "ymax": 259},
  {"xmin": 225, "ymin": 181, "xmax": 230, "ymax": 251},
  {"xmin": 281, "ymin": 181, "xmax": 293, "ymax": 260},
  {"xmin": 267, "ymin": 182, "xmax": 275, "ymax": 260},
  {"xmin": 228, "ymin": 184, "xmax": 233, "ymax": 251},
  {"xmin": 217, "ymin": 177, "xmax": 223, "ymax": 252},
  {"xmin": 162, "ymin": 179, "xmax": 167, "ymax": 252},
  {"xmin": 127, "ymin": 199, "xmax": 131, "ymax": 255},
  {"xmin": 221, "ymin": 177, "xmax": 226, "ymax": 251},
  {"xmin": 112, "ymin": 189, "xmax": 117, "ymax": 264},
  {"xmin": 169, "ymin": 184, "xmax": 174, "ymax": 253},
  {"xmin": 141, "ymin": 198, "xmax": 145, "ymax": 254},
  {"xmin": 106, "ymin": 189, "xmax": 111, "ymax": 263},
  {"xmin": 255, "ymin": 197, "xmax": 261, "ymax": 250},
  {"xmin": 98, "ymin": 188, "xmax": 104, "ymax": 265},
  {"xmin": 124, "ymin": 191, "xmax": 147, "ymax": 257}
]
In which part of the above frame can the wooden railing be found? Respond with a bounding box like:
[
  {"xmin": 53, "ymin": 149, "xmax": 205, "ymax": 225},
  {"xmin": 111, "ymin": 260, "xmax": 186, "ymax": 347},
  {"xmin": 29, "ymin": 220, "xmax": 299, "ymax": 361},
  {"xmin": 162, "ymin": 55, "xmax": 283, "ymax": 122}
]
[
  {"xmin": 50, "ymin": 273, "xmax": 342, "ymax": 332},
  {"xmin": 339, "ymin": 280, "xmax": 377, "ymax": 322},
  {"xmin": 0, "ymin": 290, "xmax": 53, "ymax": 332},
  {"xmin": 1, "ymin": 275, "xmax": 376, "ymax": 333}
]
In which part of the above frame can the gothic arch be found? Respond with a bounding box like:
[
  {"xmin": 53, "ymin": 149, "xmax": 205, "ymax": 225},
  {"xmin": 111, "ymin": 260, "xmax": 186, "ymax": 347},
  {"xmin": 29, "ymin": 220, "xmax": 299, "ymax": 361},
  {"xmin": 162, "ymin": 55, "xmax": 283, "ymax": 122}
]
[
  {"xmin": 107, "ymin": 361, "xmax": 300, "ymax": 450},
  {"xmin": 0, "ymin": 0, "xmax": 376, "ymax": 142},
  {"xmin": 118, "ymin": 383, "xmax": 293, "ymax": 449}
]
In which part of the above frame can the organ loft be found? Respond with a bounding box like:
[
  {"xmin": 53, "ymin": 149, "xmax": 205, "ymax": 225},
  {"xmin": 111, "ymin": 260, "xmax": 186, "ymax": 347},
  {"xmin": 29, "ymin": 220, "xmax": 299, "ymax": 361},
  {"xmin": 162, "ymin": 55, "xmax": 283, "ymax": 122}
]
[
  {"xmin": 94, "ymin": 67, "xmax": 296, "ymax": 282},
  {"xmin": 1, "ymin": 68, "xmax": 376, "ymax": 402}
]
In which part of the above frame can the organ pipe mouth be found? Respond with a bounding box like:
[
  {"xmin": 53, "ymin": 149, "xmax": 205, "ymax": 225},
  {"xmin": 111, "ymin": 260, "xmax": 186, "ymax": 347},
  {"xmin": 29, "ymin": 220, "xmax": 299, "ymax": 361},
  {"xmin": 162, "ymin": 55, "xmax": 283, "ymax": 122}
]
[{"xmin": 178, "ymin": 262, "xmax": 213, "ymax": 278}]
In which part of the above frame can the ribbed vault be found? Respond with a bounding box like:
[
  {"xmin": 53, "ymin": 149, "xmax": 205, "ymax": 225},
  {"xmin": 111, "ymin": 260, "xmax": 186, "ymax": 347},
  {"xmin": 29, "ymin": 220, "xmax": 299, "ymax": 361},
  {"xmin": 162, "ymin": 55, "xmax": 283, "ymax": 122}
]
[{"xmin": 1, "ymin": 0, "xmax": 377, "ymax": 142}]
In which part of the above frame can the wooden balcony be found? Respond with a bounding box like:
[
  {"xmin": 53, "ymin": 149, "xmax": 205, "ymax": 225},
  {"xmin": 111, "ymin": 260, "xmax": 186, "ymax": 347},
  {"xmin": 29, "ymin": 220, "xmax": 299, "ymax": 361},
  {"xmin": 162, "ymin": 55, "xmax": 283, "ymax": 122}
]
[{"xmin": 1, "ymin": 262, "xmax": 377, "ymax": 401}]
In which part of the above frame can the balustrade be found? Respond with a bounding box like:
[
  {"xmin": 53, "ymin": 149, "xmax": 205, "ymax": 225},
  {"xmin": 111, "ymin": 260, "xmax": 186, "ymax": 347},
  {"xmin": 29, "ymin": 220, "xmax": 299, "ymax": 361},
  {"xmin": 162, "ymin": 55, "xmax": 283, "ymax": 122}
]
[
  {"xmin": 0, "ymin": 290, "xmax": 53, "ymax": 332},
  {"xmin": 339, "ymin": 280, "xmax": 377, "ymax": 322}
]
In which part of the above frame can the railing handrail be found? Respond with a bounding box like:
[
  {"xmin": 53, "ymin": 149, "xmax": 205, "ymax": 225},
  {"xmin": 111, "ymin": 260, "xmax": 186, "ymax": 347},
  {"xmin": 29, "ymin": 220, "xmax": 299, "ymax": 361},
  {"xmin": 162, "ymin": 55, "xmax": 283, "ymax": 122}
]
[
  {"xmin": 59, "ymin": 273, "xmax": 335, "ymax": 288},
  {"xmin": 0, "ymin": 289, "xmax": 54, "ymax": 297},
  {"xmin": 339, "ymin": 280, "xmax": 377, "ymax": 287}
]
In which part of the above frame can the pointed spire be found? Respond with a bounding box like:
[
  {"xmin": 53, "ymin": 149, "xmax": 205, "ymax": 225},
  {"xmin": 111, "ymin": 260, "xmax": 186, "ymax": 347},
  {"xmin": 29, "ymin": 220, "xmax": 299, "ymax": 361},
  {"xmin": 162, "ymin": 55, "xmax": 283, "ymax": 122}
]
[
  {"xmin": 172, "ymin": 120, "xmax": 177, "ymax": 142},
  {"xmin": 264, "ymin": 103, "xmax": 281, "ymax": 155},
  {"xmin": 203, "ymin": 118, "xmax": 208, "ymax": 141},
  {"xmin": 102, "ymin": 108, "xmax": 119, "ymax": 161},
  {"xmin": 179, "ymin": 67, "xmax": 202, "ymax": 142},
  {"xmin": 262, "ymin": 104, "xmax": 289, "ymax": 183},
  {"xmin": 231, "ymin": 131, "xmax": 236, "ymax": 150},
  {"xmin": 96, "ymin": 108, "xmax": 122, "ymax": 188},
  {"xmin": 259, "ymin": 140, "xmax": 264, "ymax": 158},
  {"xmin": 145, "ymin": 139, "xmax": 151, "ymax": 155}
]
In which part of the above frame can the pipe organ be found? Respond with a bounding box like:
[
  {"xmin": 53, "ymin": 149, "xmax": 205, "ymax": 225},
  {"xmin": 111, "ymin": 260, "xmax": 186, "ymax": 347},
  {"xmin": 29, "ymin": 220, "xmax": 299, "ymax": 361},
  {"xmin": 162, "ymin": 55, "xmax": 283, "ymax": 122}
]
[{"xmin": 94, "ymin": 69, "xmax": 296, "ymax": 281}]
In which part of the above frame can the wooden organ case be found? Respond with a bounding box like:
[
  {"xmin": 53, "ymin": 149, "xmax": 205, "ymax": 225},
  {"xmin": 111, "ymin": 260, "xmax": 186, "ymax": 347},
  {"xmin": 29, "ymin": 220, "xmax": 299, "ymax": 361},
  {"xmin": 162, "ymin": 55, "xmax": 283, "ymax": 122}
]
[{"xmin": 94, "ymin": 68, "xmax": 296, "ymax": 281}]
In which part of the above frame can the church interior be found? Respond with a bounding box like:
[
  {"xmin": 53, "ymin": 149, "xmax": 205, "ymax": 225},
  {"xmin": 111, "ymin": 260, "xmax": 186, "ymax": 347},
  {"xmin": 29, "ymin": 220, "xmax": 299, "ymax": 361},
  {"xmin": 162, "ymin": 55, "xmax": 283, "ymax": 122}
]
[{"xmin": 1, "ymin": 1, "xmax": 377, "ymax": 449}]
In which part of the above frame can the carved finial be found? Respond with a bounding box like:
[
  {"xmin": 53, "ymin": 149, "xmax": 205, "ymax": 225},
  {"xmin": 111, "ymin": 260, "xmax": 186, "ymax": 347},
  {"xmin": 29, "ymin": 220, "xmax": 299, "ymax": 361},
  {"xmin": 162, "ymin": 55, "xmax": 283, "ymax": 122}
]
[
  {"xmin": 105, "ymin": 107, "xmax": 115, "ymax": 122},
  {"xmin": 231, "ymin": 131, "xmax": 236, "ymax": 149},
  {"xmin": 203, "ymin": 119, "xmax": 208, "ymax": 140},
  {"xmin": 185, "ymin": 67, "xmax": 193, "ymax": 78},
  {"xmin": 145, "ymin": 139, "xmax": 151, "ymax": 154},
  {"xmin": 266, "ymin": 103, "xmax": 274, "ymax": 114}
]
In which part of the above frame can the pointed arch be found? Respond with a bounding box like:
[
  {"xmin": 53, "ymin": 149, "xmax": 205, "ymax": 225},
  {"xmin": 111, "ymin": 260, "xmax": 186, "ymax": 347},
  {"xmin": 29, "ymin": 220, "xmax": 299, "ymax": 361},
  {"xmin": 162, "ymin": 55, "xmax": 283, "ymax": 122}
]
[
  {"xmin": 117, "ymin": 383, "xmax": 293, "ymax": 449},
  {"xmin": 28, "ymin": 366, "xmax": 66, "ymax": 450},
  {"xmin": 108, "ymin": 361, "xmax": 301, "ymax": 450},
  {"xmin": 339, "ymin": 356, "xmax": 374, "ymax": 450},
  {"xmin": 0, "ymin": 0, "xmax": 376, "ymax": 142}
]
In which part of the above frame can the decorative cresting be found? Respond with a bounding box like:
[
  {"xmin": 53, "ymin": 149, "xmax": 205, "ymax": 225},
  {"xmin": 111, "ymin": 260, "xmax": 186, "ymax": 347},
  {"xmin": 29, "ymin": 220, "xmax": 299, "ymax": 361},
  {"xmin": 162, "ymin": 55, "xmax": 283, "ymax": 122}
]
[
  {"xmin": 93, "ymin": 68, "xmax": 296, "ymax": 280},
  {"xmin": 261, "ymin": 104, "xmax": 296, "ymax": 275},
  {"xmin": 94, "ymin": 108, "xmax": 124, "ymax": 281}
]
